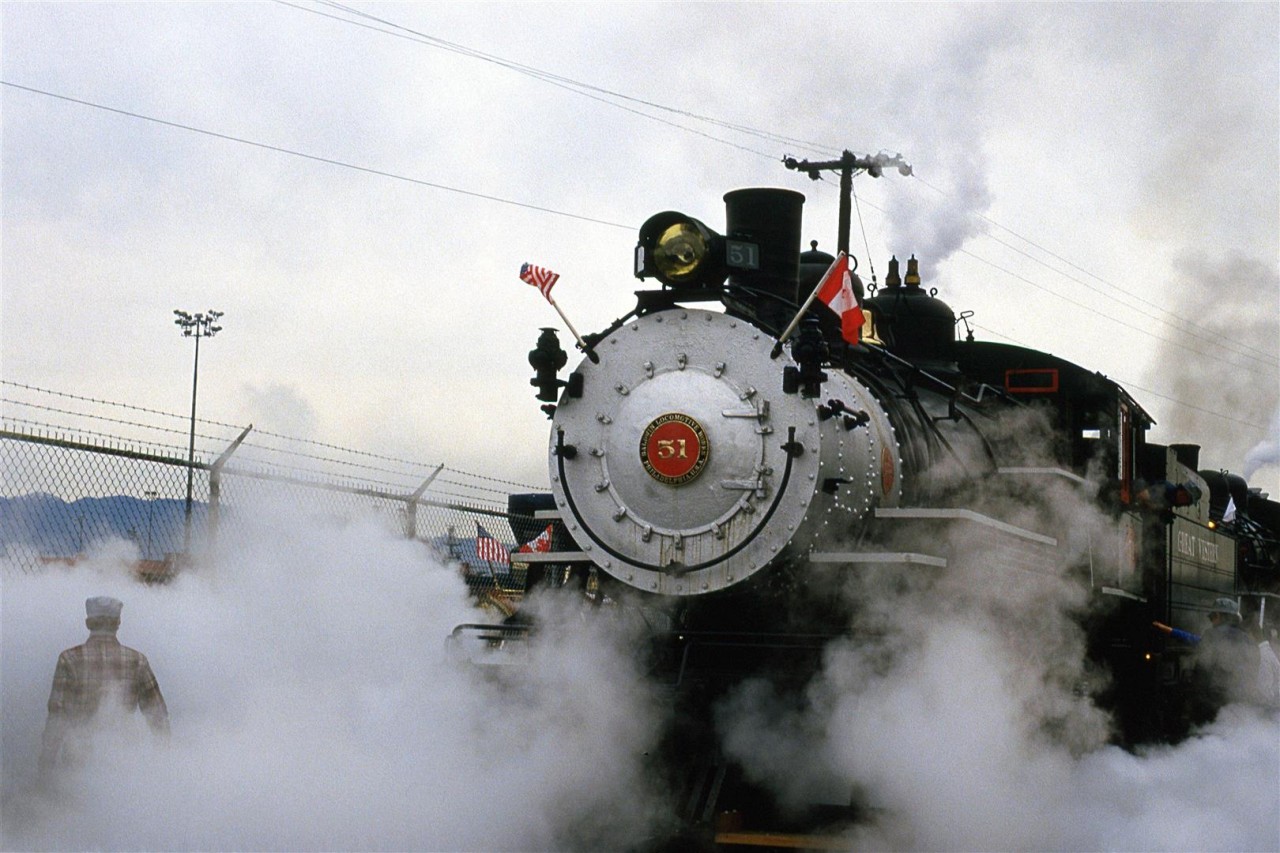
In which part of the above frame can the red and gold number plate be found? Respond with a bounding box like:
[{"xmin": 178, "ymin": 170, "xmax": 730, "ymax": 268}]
[{"xmin": 640, "ymin": 413, "xmax": 710, "ymax": 485}]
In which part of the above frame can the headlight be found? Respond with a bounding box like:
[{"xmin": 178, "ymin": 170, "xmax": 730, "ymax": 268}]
[
  {"xmin": 636, "ymin": 211, "xmax": 724, "ymax": 289},
  {"xmin": 653, "ymin": 221, "xmax": 712, "ymax": 283}
]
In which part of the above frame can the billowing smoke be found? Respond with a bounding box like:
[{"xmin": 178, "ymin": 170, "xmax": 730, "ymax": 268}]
[
  {"xmin": 1152, "ymin": 254, "xmax": 1280, "ymax": 497},
  {"xmin": 7, "ymin": 431, "xmax": 1277, "ymax": 850},
  {"xmin": 714, "ymin": 409, "xmax": 1280, "ymax": 849},
  {"xmin": 1, "ymin": 496, "xmax": 668, "ymax": 851},
  {"xmin": 877, "ymin": 15, "xmax": 1015, "ymax": 282},
  {"xmin": 1243, "ymin": 405, "xmax": 1280, "ymax": 490}
]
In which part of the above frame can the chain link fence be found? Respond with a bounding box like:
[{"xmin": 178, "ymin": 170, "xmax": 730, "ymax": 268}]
[{"xmin": 0, "ymin": 383, "xmax": 546, "ymax": 607}]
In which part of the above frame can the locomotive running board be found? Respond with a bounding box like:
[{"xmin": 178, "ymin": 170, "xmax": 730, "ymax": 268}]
[
  {"xmin": 809, "ymin": 551, "xmax": 947, "ymax": 567},
  {"xmin": 507, "ymin": 551, "xmax": 591, "ymax": 563},
  {"xmin": 996, "ymin": 466, "xmax": 1088, "ymax": 485},
  {"xmin": 874, "ymin": 507, "xmax": 1057, "ymax": 546}
]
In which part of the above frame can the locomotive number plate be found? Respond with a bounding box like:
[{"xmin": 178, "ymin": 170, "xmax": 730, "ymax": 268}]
[{"xmin": 640, "ymin": 413, "xmax": 710, "ymax": 485}]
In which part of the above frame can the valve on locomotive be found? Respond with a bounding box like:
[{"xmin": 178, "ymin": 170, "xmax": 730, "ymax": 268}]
[
  {"xmin": 782, "ymin": 315, "xmax": 828, "ymax": 398},
  {"xmin": 863, "ymin": 255, "xmax": 956, "ymax": 361},
  {"xmin": 528, "ymin": 327, "xmax": 582, "ymax": 417}
]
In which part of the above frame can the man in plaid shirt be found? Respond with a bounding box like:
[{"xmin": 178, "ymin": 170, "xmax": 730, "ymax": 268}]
[{"xmin": 39, "ymin": 596, "xmax": 169, "ymax": 773}]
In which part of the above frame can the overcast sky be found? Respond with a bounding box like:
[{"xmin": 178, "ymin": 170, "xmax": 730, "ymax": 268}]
[{"xmin": 3, "ymin": 2, "xmax": 1277, "ymax": 495}]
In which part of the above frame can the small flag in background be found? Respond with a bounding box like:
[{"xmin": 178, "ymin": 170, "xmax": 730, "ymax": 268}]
[
  {"xmin": 1224, "ymin": 496, "xmax": 1237, "ymax": 523},
  {"xmin": 815, "ymin": 253, "xmax": 864, "ymax": 346},
  {"xmin": 520, "ymin": 263, "xmax": 560, "ymax": 301},
  {"xmin": 476, "ymin": 523, "xmax": 510, "ymax": 566},
  {"xmin": 516, "ymin": 523, "xmax": 554, "ymax": 554}
]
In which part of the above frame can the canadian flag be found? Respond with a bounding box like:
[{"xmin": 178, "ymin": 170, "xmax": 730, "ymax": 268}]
[
  {"xmin": 517, "ymin": 523, "xmax": 554, "ymax": 554},
  {"xmin": 815, "ymin": 252, "xmax": 864, "ymax": 346}
]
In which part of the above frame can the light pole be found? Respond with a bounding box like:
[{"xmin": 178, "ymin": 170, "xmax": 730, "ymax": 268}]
[{"xmin": 174, "ymin": 309, "xmax": 223, "ymax": 552}]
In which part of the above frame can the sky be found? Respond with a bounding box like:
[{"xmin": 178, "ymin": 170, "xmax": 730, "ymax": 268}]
[{"xmin": 3, "ymin": 1, "xmax": 1278, "ymax": 497}]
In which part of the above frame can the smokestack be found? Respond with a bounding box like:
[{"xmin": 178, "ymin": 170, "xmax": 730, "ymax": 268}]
[{"xmin": 723, "ymin": 188, "xmax": 805, "ymax": 329}]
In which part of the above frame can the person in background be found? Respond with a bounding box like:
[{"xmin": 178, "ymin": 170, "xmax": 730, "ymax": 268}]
[
  {"xmin": 1251, "ymin": 622, "xmax": 1280, "ymax": 711},
  {"xmin": 1135, "ymin": 480, "xmax": 1201, "ymax": 520},
  {"xmin": 39, "ymin": 596, "xmax": 169, "ymax": 774},
  {"xmin": 1191, "ymin": 596, "xmax": 1260, "ymax": 720}
]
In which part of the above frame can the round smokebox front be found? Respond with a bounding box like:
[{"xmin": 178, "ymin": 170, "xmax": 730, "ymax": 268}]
[{"xmin": 548, "ymin": 309, "xmax": 822, "ymax": 595}]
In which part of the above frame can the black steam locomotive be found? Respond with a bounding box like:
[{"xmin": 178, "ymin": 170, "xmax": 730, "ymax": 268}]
[{"xmin": 461, "ymin": 186, "xmax": 1279, "ymax": 842}]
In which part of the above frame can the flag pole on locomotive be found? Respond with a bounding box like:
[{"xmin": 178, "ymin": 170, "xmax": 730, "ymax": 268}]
[
  {"xmin": 774, "ymin": 250, "xmax": 866, "ymax": 352},
  {"xmin": 520, "ymin": 263, "xmax": 599, "ymax": 364}
]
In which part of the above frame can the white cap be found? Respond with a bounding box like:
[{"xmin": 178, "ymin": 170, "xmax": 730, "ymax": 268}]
[
  {"xmin": 85, "ymin": 596, "xmax": 123, "ymax": 619},
  {"xmin": 1211, "ymin": 596, "xmax": 1239, "ymax": 618}
]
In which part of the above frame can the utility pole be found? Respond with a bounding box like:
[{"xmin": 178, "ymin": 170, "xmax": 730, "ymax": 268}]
[
  {"xmin": 783, "ymin": 150, "xmax": 912, "ymax": 257},
  {"xmin": 173, "ymin": 309, "xmax": 223, "ymax": 553}
]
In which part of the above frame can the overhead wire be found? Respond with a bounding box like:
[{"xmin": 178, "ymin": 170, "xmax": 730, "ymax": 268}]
[
  {"xmin": 296, "ymin": 0, "xmax": 842, "ymax": 159},
  {"xmin": 810, "ymin": 172, "xmax": 1275, "ymax": 380},
  {"xmin": 6, "ymin": 6, "xmax": 1275, "ymax": 433},
  {"xmin": 291, "ymin": 2, "xmax": 1276, "ymax": 379},
  {"xmin": 908, "ymin": 174, "xmax": 1276, "ymax": 367},
  {"xmin": 0, "ymin": 81, "xmax": 634, "ymax": 232}
]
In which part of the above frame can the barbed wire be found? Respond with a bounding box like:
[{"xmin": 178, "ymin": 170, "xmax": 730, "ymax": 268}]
[{"xmin": 2, "ymin": 380, "xmax": 540, "ymax": 494}]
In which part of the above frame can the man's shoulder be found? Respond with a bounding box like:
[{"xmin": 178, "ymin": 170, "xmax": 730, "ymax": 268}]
[{"xmin": 66, "ymin": 636, "xmax": 148, "ymax": 660}]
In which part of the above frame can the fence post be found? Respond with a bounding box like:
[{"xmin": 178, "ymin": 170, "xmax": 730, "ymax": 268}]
[
  {"xmin": 405, "ymin": 464, "xmax": 445, "ymax": 539},
  {"xmin": 208, "ymin": 425, "xmax": 253, "ymax": 552}
]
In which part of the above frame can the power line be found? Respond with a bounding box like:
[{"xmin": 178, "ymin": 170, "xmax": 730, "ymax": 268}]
[
  {"xmin": 908, "ymin": 174, "xmax": 1276, "ymax": 367},
  {"xmin": 8, "ymin": 64, "xmax": 1274, "ymax": 425},
  {"xmin": 0, "ymin": 80, "xmax": 634, "ymax": 232},
  {"xmin": 288, "ymin": 2, "xmax": 1277, "ymax": 376},
  {"xmin": 811, "ymin": 175, "xmax": 1275, "ymax": 380},
  {"xmin": 288, "ymin": 0, "xmax": 842, "ymax": 160},
  {"xmin": 952, "ymin": 241, "xmax": 1275, "ymax": 379}
]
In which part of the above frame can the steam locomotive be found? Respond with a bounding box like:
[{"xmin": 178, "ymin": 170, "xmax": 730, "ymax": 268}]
[{"xmin": 461, "ymin": 186, "xmax": 1279, "ymax": 842}]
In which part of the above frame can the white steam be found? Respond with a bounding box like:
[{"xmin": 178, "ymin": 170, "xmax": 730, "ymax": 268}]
[
  {"xmin": 5, "ymin": 481, "xmax": 1276, "ymax": 851},
  {"xmin": 714, "ymin": 416, "xmax": 1279, "ymax": 850},
  {"xmin": 1, "ymin": 497, "xmax": 666, "ymax": 851},
  {"xmin": 1243, "ymin": 405, "xmax": 1280, "ymax": 488}
]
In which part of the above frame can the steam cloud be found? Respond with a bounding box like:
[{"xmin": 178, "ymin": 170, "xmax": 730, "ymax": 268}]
[
  {"xmin": 1, "ymin": 497, "xmax": 667, "ymax": 851},
  {"xmin": 1153, "ymin": 254, "xmax": 1280, "ymax": 497},
  {"xmin": 1244, "ymin": 405, "xmax": 1280, "ymax": 488},
  {"xmin": 3, "ymin": 479, "xmax": 1277, "ymax": 851},
  {"xmin": 714, "ymin": 412, "xmax": 1280, "ymax": 851}
]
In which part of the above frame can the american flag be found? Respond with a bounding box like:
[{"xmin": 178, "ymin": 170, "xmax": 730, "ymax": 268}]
[
  {"xmin": 476, "ymin": 523, "xmax": 510, "ymax": 566},
  {"xmin": 520, "ymin": 263, "xmax": 560, "ymax": 301},
  {"xmin": 516, "ymin": 523, "xmax": 554, "ymax": 554}
]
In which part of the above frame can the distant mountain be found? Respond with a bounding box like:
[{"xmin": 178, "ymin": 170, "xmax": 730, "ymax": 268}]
[{"xmin": 0, "ymin": 493, "xmax": 201, "ymax": 560}]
